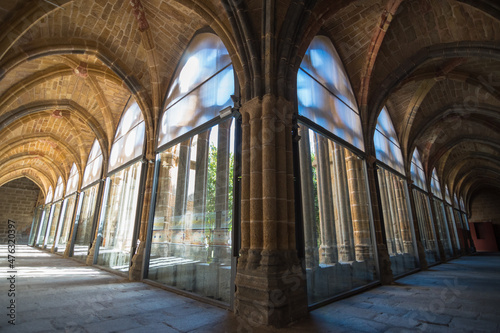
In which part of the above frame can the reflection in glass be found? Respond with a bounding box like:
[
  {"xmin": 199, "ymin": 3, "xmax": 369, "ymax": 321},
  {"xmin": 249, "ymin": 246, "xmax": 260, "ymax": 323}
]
[
  {"xmin": 82, "ymin": 140, "xmax": 103, "ymax": 188},
  {"xmin": 36, "ymin": 205, "xmax": 51, "ymax": 246},
  {"xmin": 445, "ymin": 205, "xmax": 460, "ymax": 251},
  {"xmin": 374, "ymin": 107, "xmax": 404, "ymax": 174},
  {"xmin": 72, "ymin": 184, "xmax": 99, "ymax": 261},
  {"xmin": 66, "ymin": 164, "xmax": 79, "ymax": 196},
  {"xmin": 97, "ymin": 162, "xmax": 142, "ymax": 271},
  {"xmin": 159, "ymin": 66, "xmax": 234, "ymax": 146},
  {"xmin": 45, "ymin": 186, "xmax": 53, "ymax": 204},
  {"xmin": 377, "ymin": 167, "xmax": 418, "ymax": 276},
  {"xmin": 297, "ymin": 70, "xmax": 364, "ymax": 150},
  {"xmin": 297, "ymin": 36, "xmax": 364, "ymax": 151},
  {"xmin": 108, "ymin": 102, "xmax": 145, "ymax": 172},
  {"xmin": 53, "ymin": 177, "xmax": 65, "ymax": 202},
  {"xmin": 410, "ymin": 149, "xmax": 427, "ymax": 191},
  {"xmin": 165, "ymin": 33, "xmax": 231, "ymax": 109},
  {"xmin": 298, "ymin": 126, "xmax": 377, "ymax": 305},
  {"xmin": 430, "ymin": 168, "xmax": 442, "ymax": 199},
  {"xmin": 29, "ymin": 206, "xmax": 44, "ymax": 246},
  {"xmin": 453, "ymin": 208, "xmax": 466, "ymax": 250},
  {"xmin": 432, "ymin": 199, "xmax": 453, "ymax": 258},
  {"xmin": 148, "ymin": 119, "xmax": 234, "ymax": 304},
  {"xmin": 461, "ymin": 212, "xmax": 469, "ymax": 231},
  {"xmin": 412, "ymin": 189, "xmax": 440, "ymax": 265},
  {"xmin": 54, "ymin": 194, "xmax": 77, "ymax": 253},
  {"xmin": 45, "ymin": 201, "xmax": 62, "ymax": 249}
]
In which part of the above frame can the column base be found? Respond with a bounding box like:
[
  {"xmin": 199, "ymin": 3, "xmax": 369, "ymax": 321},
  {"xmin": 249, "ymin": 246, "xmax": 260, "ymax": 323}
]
[{"xmin": 235, "ymin": 249, "xmax": 308, "ymax": 328}]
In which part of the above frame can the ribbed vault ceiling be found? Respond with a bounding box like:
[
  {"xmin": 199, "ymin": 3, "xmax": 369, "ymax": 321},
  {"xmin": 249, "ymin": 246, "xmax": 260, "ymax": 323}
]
[{"xmin": 0, "ymin": 0, "xmax": 498, "ymax": 209}]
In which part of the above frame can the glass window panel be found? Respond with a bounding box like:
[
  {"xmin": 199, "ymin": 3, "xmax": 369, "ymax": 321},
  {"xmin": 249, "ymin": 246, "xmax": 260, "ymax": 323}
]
[
  {"xmin": 374, "ymin": 107, "xmax": 404, "ymax": 174},
  {"xmin": 410, "ymin": 149, "xmax": 427, "ymax": 191},
  {"xmin": 412, "ymin": 190, "xmax": 440, "ymax": 265},
  {"xmin": 445, "ymin": 205, "xmax": 460, "ymax": 251},
  {"xmin": 109, "ymin": 122, "xmax": 145, "ymax": 172},
  {"xmin": 159, "ymin": 66, "xmax": 234, "ymax": 147},
  {"xmin": 66, "ymin": 163, "xmax": 79, "ymax": 195},
  {"xmin": 462, "ymin": 212, "xmax": 470, "ymax": 231},
  {"xmin": 297, "ymin": 70, "xmax": 364, "ymax": 150},
  {"xmin": 108, "ymin": 101, "xmax": 145, "ymax": 172},
  {"xmin": 82, "ymin": 140, "xmax": 103, "ymax": 188},
  {"xmin": 432, "ymin": 199, "xmax": 453, "ymax": 258},
  {"xmin": 430, "ymin": 168, "xmax": 442, "ymax": 199},
  {"xmin": 377, "ymin": 167, "xmax": 418, "ymax": 276},
  {"xmin": 97, "ymin": 162, "xmax": 142, "ymax": 271},
  {"xmin": 45, "ymin": 186, "xmax": 53, "ymax": 204},
  {"xmin": 45, "ymin": 201, "xmax": 62, "ymax": 249},
  {"xmin": 72, "ymin": 183, "xmax": 99, "ymax": 261},
  {"xmin": 55, "ymin": 194, "xmax": 77, "ymax": 253},
  {"xmin": 297, "ymin": 125, "xmax": 377, "ymax": 305},
  {"xmin": 148, "ymin": 118, "xmax": 234, "ymax": 304},
  {"xmin": 460, "ymin": 197, "xmax": 466, "ymax": 212},
  {"xmin": 36, "ymin": 204, "xmax": 51, "ymax": 246},
  {"xmin": 165, "ymin": 33, "xmax": 231, "ymax": 109},
  {"xmin": 29, "ymin": 205, "xmax": 44, "ymax": 246},
  {"xmin": 114, "ymin": 102, "xmax": 143, "ymax": 141},
  {"xmin": 444, "ymin": 186, "xmax": 452, "ymax": 205},
  {"xmin": 53, "ymin": 177, "xmax": 64, "ymax": 201},
  {"xmin": 300, "ymin": 36, "xmax": 359, "ymax": 118}
]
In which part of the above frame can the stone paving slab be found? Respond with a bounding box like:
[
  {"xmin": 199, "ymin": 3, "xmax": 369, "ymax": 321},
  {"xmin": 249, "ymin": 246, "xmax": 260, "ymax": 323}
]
[{"xmin": 0, "ymin": 246, "xmax": 499, "ymax": 332}]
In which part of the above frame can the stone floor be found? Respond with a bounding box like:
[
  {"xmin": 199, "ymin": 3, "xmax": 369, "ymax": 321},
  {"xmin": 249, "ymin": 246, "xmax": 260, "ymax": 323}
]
[{"xmin": 0, "ymin": 246, "xmax": 499, "ymax": 333}]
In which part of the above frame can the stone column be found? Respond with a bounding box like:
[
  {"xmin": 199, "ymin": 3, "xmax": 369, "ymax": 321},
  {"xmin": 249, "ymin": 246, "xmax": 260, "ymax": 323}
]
[
  {"xmin": 234, "ymin": 96, "xmax": 307, "ymax": 328},
  {"xmin": 330, "ymin": 141, "xmax": 355, "ymax": 262},
  {"xmin": 297, "ymin": 126, "xmax": 318, "ymax": 269},
  {"xmin": 314, "ymin": 134, "xmax": 338, "ymax": 264}
]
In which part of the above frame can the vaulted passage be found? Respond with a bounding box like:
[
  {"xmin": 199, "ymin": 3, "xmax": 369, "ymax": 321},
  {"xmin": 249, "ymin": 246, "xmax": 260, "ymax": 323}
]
[
  {"xmin": 0, "ymin": 0, "xmax": 499, "ymax": 329},
  {"xmin": 1, "ymin": 246, "xmax": 499, "ymax": 332}
]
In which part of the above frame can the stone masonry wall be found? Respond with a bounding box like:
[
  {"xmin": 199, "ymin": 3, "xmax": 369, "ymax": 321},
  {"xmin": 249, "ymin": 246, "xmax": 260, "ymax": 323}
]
[
  {"xmin": 470, "ymin": 189, "xmax": 500, "ymax": 225},
  {"xmin": 0, "ymin": 178, "xmax": 40, "ymax": 244}
]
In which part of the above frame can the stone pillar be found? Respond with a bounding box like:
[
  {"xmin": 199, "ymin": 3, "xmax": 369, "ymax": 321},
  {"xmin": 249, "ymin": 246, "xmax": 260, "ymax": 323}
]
[
  {"xmin": 314, "ymin": 134, "xmax": 338, "ymax": 264},
  {"xmin": 235, "ymin": 96, "xmax": 307, "ymax": 328},
  {"xmin": 297, "ymin": 126, "xmax": 318, "ymax": 269},
  {"xmin": 330, "ymin": 142, "xmax": 355, "ymax": 262},
  {"xmin": 345, "ymin": 151, "xmax": 372, "ymax": 261}
]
